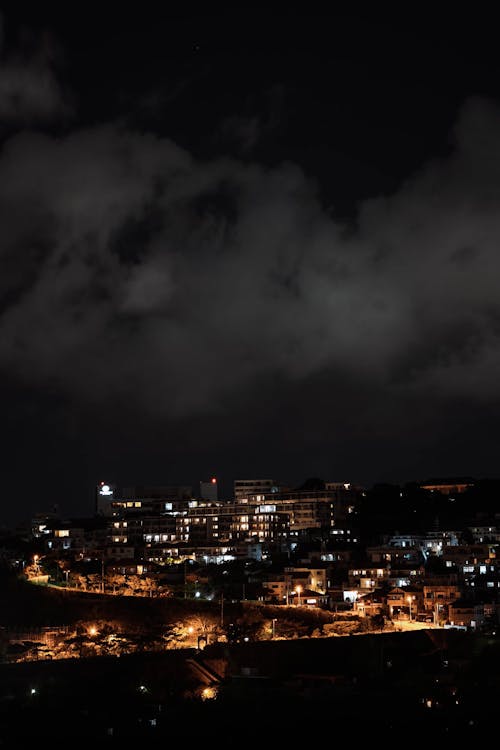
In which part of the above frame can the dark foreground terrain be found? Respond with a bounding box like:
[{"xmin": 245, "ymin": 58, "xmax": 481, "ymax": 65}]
[{"xmin": 0, "ymin": 629, "xmax": 498, "ymax": 745}]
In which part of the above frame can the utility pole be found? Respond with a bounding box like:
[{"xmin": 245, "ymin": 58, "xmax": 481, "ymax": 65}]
[
  {"xmin": 220, "ymin": 591, "xmax": 224, "ymax": 627},
  {"xmin": 101, "ymin": 556, "xmax": 105, "ymax": 593}
]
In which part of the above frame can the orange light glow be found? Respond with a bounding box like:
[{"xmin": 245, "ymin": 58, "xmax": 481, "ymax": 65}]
[{"xmin": 201, "ymin": 686, "xmax": 217, "ymax": 700}]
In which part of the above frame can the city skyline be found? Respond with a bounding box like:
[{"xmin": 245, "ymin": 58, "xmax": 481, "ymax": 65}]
[{"xmin": 2, "ymin": 10, "xmax": 500, "ymax": 526}]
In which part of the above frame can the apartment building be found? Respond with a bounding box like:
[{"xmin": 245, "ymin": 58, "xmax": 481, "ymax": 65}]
[
  {"xmin": 97, "ymin": 479, "xmax": 359, "ymax": 561},
  {"xmin": 233, "ymin": 479, "xmax": 282, "ymax": 499}
]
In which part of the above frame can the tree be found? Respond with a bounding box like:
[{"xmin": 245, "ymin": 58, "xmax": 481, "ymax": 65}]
[
  {"xmin": 76, "ymin": 574, "xmax": 88, "ymax": 591},
  {"xmin": 106, "ymin": 573, "xmax": 126, "ymax": 595}
]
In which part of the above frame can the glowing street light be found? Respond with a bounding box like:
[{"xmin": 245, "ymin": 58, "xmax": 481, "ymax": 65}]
[
  {"xmin": 295, "ymin": 585, "xmax": 302, "ymax": 606},
  {"xmin": 201, "ymin": 686, "xmax": 217, "ymax": 700},
  {"xmin": 407, "ymin": 595, "xmax": 415, "ymax": 621}
]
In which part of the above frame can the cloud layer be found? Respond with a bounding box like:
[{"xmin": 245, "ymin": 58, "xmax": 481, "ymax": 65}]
[{"xmin": 1, "ymin": 97, "xmax": 500, "ymax": 430}]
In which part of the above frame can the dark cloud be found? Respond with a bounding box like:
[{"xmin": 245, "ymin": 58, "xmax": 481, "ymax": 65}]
[
  {"xmin": 0, "ymin": 13, "xmax": 71, "ymax": 125},
  {"xmin": 1, "ymin": 97, "xmax": 500, "ymax": 429}
]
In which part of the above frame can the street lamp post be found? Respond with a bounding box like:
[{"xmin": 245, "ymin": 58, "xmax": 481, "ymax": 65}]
[
  {"xmin": 272, "ymin": 618, "xmax": 277, "ymax": 639},
  {"xmin": 434, "ymin": 602, "xmax": 440, "ymax": 627},
  {"xmin": 407, "ymin": 595, "xmax": 414, "ymax": 621},
  {"xmin": 296, "ymin": 585, "xmax": 302, "ymax": 607}
]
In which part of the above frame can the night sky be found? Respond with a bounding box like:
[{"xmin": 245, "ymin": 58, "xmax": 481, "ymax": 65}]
[{"xmin": 2, "ymin": 9, "xmax": 500, "ymax": 525}]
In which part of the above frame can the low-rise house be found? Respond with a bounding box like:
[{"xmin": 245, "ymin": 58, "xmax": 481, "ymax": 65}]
[
  {"xmin": 347, "ymin": 565, "xmax": 388, "ymax": 591},
  {"xmin": 447, "ymin": 599, "xmax": 492, "ymax": 630},
  {"xmin": 367, "ymin": 544, "xmax": 424, "ymax": 565},
  {"xmin": 423, "ymin": 579, "xmax": 461, "ymax": 622},
  {"xmin": 386, "ymin": 586, "xmax": 423, "ymax": 619},
  {"xmin": 353, "ymin": 591, "xmax": 386, "ymax": 616},
  {"xmin": 440, "ymin": 543, "xmax": 495, "ymax": 566},
  {"xmin": 467, "ymin": 525, "xmax": 500, "ymax": 543}
]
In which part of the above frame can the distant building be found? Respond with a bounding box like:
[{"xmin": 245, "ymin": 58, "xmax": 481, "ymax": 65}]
[
  {"xmin": 95, "ymin": 478, "xmax": 360, "ymax": 563},
  {"xmin": 41, "ymin": 517, "xmax": 107, "ymax": 556},
  {"xmin": 234, "ymin": 479, "xmax": 281, "ymax": 500},
  {"xmin": 31, "ymin": 510, "xmax": 60, "ymax": 538},
  {"xmin": 467, "ymin": 524, "xmax": 500, "ymax": 543},
  {"xmin": 120, "ymin": 485, "xmax": 192, "ymax": 501},
  {"xmin": 199, "ymin": 477, "xmax": 218, "ymax": 502},
  {"xmin": 104, "ymin": 484, "xmax": 193, "ymax": 516},
  {"xmin": 448, "ymin": 600, "xmax": 489, "ymax": 630},
  {"xmin": 95, "ymin": 482, "xmax": 116, "ymax": 516},
  {"xmin": 419, "ymin": 477, "xmax": 475, "ymax": 495}
]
